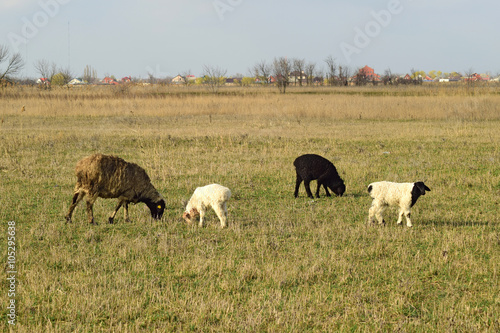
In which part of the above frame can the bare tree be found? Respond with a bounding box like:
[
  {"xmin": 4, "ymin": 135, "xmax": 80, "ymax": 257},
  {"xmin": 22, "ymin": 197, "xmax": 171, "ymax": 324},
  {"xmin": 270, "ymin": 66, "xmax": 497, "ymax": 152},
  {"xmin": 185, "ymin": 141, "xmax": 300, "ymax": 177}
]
[
  {"xmin": 338, "ymin": 64, "xmax": 351, "ymax": 86},
  {"xmin": 292, "ymin": 58, "xmax": 305, "ymax": 86},
  {"xmin": 305, "ymin": 62, "xmax": 316, "ymax": 86},
  {"xmin": 182, "ymin": 70, "xmax": 195, "ymax": 87},
  {"xmin": 83, "ymin": 65, "xmax": 98, "ymax": 84},
  {"xmin": 464, "ymin": 67, "xmax": 476, "ymax": 95},
  {"xmin": 34, "ymin": 59, "xmax": 56, "ymax": 80},
  {"xmin": 382, "ymin": 68, "xmax": 397, "ymax": 85},
  {"xmin": 58, "ymin": 67, "xmax": 73, "ymax": 85},
  {"xmin": 252, "ymin": 60, "xmax": 271, "ymax": 84},
  {"xmin": 272, "ymin": 57, "xmax": 291, "ymax": 94},
  {"xmin": 147, "ymin": 72, "xmax": 158, "ymax": 84},
  {"xmin": 324, "ymin": 55, "xmax": 337, "ymax": 86},
  {"xmin": 202, "ymin": 64, "xmax": 227, "ymax": 93},
  {"xmin": 409, "ymin": 68, "xmax": 423, "ymax": 85},
  {"xmin": 0, "ymin": 45, "xmax": 24, "ymax": 82}
]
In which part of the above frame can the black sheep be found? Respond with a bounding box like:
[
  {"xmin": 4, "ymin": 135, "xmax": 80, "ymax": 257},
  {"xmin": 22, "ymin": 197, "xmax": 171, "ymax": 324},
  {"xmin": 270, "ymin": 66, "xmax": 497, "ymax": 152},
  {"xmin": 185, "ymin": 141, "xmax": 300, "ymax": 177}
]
[{"xmin": 293, "ymin": 154, "xmax": 346, "ymax": 198}]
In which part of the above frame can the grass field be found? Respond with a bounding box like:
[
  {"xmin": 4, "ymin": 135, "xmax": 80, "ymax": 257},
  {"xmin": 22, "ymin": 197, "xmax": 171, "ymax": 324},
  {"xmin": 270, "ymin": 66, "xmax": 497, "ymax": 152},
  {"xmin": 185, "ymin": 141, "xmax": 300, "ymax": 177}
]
[{"xmin": 1, "ymin": 85, "xmax": 499, "ymax": 332}]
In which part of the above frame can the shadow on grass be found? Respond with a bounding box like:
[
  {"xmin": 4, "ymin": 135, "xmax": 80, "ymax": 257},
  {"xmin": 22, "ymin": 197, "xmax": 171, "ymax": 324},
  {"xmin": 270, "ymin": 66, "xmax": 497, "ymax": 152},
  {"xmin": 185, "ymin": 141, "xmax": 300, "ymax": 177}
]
[
  {"xmin": 420, "ymin": 218, "xmax": 493, "ymax": 227},
  {"xmin": 342, "ymin": 192, "xmax": 366, "ymax": 199}
]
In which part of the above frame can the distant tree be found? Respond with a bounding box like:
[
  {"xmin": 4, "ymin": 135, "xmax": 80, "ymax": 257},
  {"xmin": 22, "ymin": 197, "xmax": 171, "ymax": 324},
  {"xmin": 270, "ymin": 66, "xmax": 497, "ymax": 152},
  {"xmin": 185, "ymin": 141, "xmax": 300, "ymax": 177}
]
[
  {"xmin": 241, "ymin": 77, "xmax": 255, "ymax": 86},
  {"xmin": 202, "ymin": 64, "xmax": 227, "ymax": 93},
  {"xmin": 59, "ymin": 67, "xmax": 74, "ymax": 84},
  {"xmin": 450, "ymin": 71, "xmax": 462, "ymax": 79},
  {"xmin": 147, "ymin": 72, "xmax": 157, "ymax": 84},
  {"xmin": 428, "ymin": 70, "xmax": 438, "ymax": 79},
  {"xmin": 83, "ymin": 65, "xmax": 98, "ymax": 84},
  {"xmin": 305, "ymin": 62, "xmax": 316, "ymax": 86},
  {"xmin": 382, "ymin": 68, "xmax": 398, "ymax": 85},
  {"xmin": 272, "ymin": 57, "xmax": 291, "ymax": 94},
  {"xmin": 410, "ymin": 69, "xmax": 425, "ymax": 80},
  {"xmin": 292, "ymin": 58, "xmax": 305, "ymax": 86},
  {"xmin": 314, "ymin": 68, "xmax": 325, "ymax": 86},
  {"xmin": 0, "ymin": 45, "xmax": 24, "ymax": 83},
  {"xmin": 195, "ymin": 77, "xmax": 204, "ymax": 85},
  {"xmin": 51, "ymin": 73, "xmax": 66, "ymax": 86},
  {"xmin": 182, "ymin": 70, "xmax": 195, "ymax": 86},
  {"xmin": 338, "ymin": 64, "xmax": 351, "ymax": 86},
  {"xmin": 324, "ymin": 55, "xmax": 337, "ymax": 86},
  {"xmin": 464, "ymin": 67, "xmax": 476, "ymax": 95},
  {"xmin": 252, "ymin": 60, "xmax": 271, "ymax": 84},
  {"xmin": 410, "ymin": 68, "xmax": 423, "ymax": 85},
  {"xmin": 34, "ymin": 59, "xmax": 56, "ymax": 81}
]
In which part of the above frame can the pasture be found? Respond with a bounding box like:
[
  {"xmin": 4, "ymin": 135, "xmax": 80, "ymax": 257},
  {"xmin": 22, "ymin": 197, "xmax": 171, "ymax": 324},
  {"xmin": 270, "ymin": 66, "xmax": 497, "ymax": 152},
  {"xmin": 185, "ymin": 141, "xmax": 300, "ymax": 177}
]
[{"xmin": 0, "ymin": 85, "xmax": 499, "ymax": 332}]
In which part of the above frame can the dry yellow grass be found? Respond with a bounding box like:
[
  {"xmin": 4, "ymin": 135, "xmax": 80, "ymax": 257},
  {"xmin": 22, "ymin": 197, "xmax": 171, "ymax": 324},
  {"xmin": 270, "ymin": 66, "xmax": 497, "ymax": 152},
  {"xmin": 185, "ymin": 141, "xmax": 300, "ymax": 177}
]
[{"xmin": 0, "ymin": 84, "xmax": 498, "ymax": 332}]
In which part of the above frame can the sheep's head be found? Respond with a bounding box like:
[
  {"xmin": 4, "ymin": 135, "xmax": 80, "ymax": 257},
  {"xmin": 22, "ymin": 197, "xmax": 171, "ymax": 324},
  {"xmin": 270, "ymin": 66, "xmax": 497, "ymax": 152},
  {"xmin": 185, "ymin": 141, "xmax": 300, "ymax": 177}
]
[
  {"xmin": 411, "ymin": 182, "xmax": 431, "ymax": 207},
  {"xmin": 332, "ymin": 181, "xmax": 346, "ymax": 197},
  {"xmin": 146, "ymin": 199, "xmax": 165, "ymax": 220},
  {"xmin": 182, "ymin": 208, "xmax": 198, "ymax": 224}
]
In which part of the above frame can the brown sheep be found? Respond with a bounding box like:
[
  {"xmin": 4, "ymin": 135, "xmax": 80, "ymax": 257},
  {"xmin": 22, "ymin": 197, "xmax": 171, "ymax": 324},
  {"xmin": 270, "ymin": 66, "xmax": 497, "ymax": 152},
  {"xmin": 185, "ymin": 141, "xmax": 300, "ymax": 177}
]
[{"xmin": 65, "ymin": 154, "xmax": 165, "ymax": 224}]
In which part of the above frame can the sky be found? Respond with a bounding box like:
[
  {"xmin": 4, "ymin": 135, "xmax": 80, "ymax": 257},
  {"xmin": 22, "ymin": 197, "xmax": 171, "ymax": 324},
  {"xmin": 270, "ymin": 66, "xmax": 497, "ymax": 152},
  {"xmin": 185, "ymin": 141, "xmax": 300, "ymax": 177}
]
[{"xmin": 1, "ymin": 0, "xmax": 499, "ymax": 79}]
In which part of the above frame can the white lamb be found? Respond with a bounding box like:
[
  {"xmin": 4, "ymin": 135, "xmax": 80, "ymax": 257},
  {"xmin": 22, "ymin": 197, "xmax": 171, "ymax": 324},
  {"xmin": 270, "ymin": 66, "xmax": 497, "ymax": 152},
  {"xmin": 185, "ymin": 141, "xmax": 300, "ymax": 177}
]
[
  {"xmin": 183, "ymin": 184, "xmax": 231, "ymax": 228},
  {"xmin": 367, "ymin": 181, "xmax": 431, "ymax": 227}
]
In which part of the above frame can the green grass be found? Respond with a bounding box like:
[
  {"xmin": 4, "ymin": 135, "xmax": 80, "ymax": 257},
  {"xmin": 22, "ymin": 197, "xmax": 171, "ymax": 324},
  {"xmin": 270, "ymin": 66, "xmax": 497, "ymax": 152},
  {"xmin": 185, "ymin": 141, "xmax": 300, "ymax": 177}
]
[{"xmin": 0, "ymin": 89, "xmax": 499, "ymax": 332}]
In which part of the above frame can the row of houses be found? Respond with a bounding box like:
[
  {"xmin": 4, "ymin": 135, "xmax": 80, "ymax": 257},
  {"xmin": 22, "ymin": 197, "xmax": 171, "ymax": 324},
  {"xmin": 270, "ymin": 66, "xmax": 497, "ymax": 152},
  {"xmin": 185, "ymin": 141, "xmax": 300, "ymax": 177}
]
[
  {"xmin": 36, "ymin": 76, "xmax": 132, "ymax": 86},
  {"xmin": 36, "ymin": 66, "xmax": 499, "ymax": 87},
  {"xmin": 171, "ymin": 66, "xmax": 499, "ymax": 85}
]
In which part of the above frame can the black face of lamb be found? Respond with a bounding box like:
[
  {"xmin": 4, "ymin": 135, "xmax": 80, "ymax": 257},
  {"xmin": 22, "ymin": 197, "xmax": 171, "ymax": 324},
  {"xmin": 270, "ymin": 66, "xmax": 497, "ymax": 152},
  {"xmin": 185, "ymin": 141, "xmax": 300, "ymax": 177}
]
[
  {"xmin": 145, "ymin": 199, "xmax": 165, "ymax": 220},
  {"xmin": 411, "ymin": 182, "xmax": 431, "ymax": 207}
]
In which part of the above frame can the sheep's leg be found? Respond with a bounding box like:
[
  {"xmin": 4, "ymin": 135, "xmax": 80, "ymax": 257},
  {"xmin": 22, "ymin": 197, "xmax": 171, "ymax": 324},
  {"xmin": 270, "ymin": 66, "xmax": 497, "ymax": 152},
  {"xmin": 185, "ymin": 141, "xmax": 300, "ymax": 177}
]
[
  {"xmin": 375, "ymin": 207, "xmax": 386, "ymax": 225},
  {"xmin": 398, "ymin": 209, "xmax": 412, "ymax": 227},
  {"xmin": 214, "ymin": 203, "xmax": 228, "ymax": 228},
  {"xmin": 322, "ymin": 184, "xmax": 331, "ymax": 197},
  {"xmin": 294, "ymin": 175, "xmax": 303, "ymax": 197},
  {"xmin": 123, "ymin": 202, "xmax": 130, "ymax": 222},
  {"xmin": 85, "ymin": 201, "xmax": 96, "ymax": 224},
  {"xmin": 316, "ymin": 175, "xmax": 330, "ymax": 197},
  {"xmin": 368, "ymin": 202, "xmax": 377, "ymax": 224},
  {"xmin": 65, "ymin": 191, "xmax": 85, "ymax": 223},
  {"xmin": 314, "ymin": 181, "xmax": 322, "ymax": 198},
  {"xmin": 198, "ymin": 208, "xmax": 206, "ymax": 227},
  {"xmin": 84, "ymin": 193, "xmax": 99, "ymax": 224},
  {"xmin": 303, "ymin": 179, "xmax": 314, "ymax": 199},
  {"xmin": 108, "ymin": 200, "xmax": 125, "ymax": 224},
  {"xmin": 369, "ymin": 200, "xmax": 385, "ymax": 225}
]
